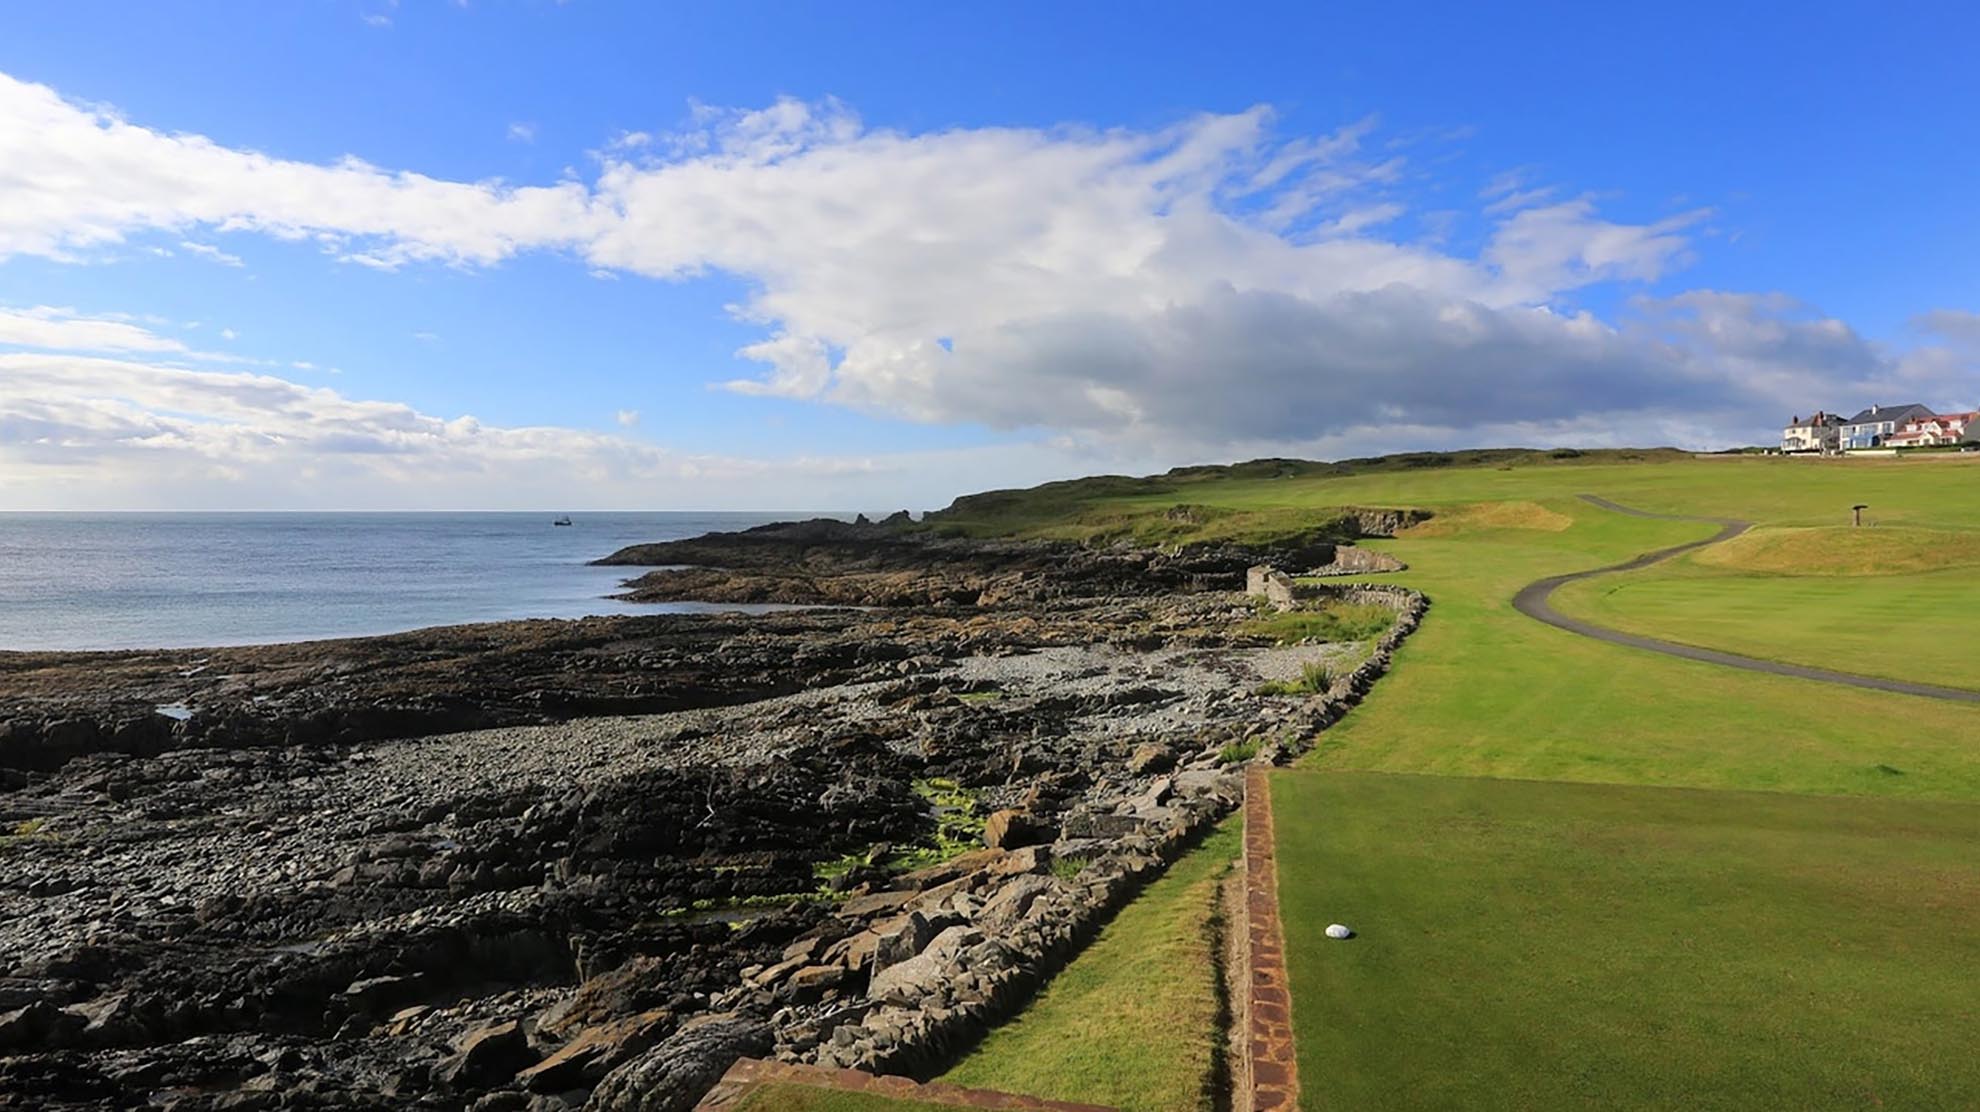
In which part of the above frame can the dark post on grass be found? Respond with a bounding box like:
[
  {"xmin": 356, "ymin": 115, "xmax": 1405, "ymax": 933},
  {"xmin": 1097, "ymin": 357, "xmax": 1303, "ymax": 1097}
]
[{"xmin": 1852, "ymin": 503, "xmax": 1868, "ymax": 527}]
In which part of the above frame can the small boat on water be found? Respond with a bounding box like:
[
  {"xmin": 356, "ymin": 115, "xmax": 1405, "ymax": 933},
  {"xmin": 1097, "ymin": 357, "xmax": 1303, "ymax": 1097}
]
[{"xmin": 552, "ymin": 514, "xmax": 573, "ymax": 526}]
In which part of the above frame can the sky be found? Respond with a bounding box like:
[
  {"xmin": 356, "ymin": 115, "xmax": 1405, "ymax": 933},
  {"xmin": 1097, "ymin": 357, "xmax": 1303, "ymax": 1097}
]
[{"xmin": 2, "ymin": 1, "xmax": 1977, "ymax": 511}]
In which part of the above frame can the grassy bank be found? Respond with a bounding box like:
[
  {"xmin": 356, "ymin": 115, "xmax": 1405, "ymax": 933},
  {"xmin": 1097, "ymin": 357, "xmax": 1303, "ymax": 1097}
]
[
  {"xmin": 937, "ymin": 813, "xmax": 1243, "ymax": 1111},
  {"xmin": 1550, "ymin": 530, "xmax": 1980, "ymax": 691},
  {"xmin": 1273, "ymin": 770, "xmax": 1980, "ymax": 1110}
]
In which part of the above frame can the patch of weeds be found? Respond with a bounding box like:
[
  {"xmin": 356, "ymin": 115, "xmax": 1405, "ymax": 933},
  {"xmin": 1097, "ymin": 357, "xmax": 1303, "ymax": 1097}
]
[
  {"xmin": 1218, "ymin": 739, "xmax": 1262, "ymax": 765},
  {"xmin": 811, "ymin": 779, "xmax": 987, "ymax": 883},
  {"xmin": 894, "ymin": 778, "xmax": 986, "ymax": 871},
  {"xmin": 957, "ymin": 690, "xmax": 1005, "ymax": 705},
  {"xmin": 3, "ymin": 818, "xmax": 55, "ymax": 847},
  {"xmin": 1049, "ymin": 855, "xmax": 1089, "ymax": 882},
  {"xmin": 1243, "ymin": 601, "xmax": 1395, "ymax": 646},
  {"xmin": 1255, "ymin": 660, "xmax": 1333, "ymax": 697}
]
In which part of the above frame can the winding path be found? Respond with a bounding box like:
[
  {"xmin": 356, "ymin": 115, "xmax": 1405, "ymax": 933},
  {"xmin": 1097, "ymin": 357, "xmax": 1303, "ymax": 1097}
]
[{"xmin": 1510, "ymin": 494, "xmax": 1980, "ymax": 704}]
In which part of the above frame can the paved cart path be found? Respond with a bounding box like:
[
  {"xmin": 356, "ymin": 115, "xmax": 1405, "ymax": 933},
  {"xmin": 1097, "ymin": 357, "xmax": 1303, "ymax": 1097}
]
[{"xmin": 1510, "ymin": 494, "xmax": 1980, "ymax": 704}]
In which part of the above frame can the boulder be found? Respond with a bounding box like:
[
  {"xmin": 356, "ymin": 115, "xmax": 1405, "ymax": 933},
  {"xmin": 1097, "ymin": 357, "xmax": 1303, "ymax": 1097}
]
[
  {"xmin": 869, "ymin": 912, "xmax": 934, "ymax": 975},
  {"xmin": 0, "ymin": 999, "xmax": 80, "ymax": 1051},
  {"xmin": 839, "ymin": 889, "xmax": 915, "ymax": 918},
  {"xmin": 867, "ymin": 926, "xmax": 981, "ymax": 1005},
  {"xmin": 978, "ymin": 875, "xmax": 1060, "ymax": 932},
  {"xmin": 437, "ymin": 1019, "xmax": 537, "ymax": 1088},
  {"xmin": 1127, "ymin": 743, "xmax": 1175, "ymax": 775},
  {"xmin": 787, "ymin": 965, "xmax": 846, "ymax": 996},
  {"xmin": 987, "ymin": 845, "xmax": 1050, "ymax": 877},
  {"xmin": 518, "ymin": 1009, "xmax": 672, "ymax": 1093},
  {"xmin": 982, "ymin": 809, "xmax": 1040, "ymax": 850},
  {"xmin": 584, "ymin": 1012, "xmax": 771, "ymax": 1112}
]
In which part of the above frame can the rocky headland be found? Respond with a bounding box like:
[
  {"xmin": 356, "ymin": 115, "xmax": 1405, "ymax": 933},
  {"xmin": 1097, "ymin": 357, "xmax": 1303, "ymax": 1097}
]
[{"xmin": 0, "ymin": 513, "xmax": 1424, "ymax": 1110}]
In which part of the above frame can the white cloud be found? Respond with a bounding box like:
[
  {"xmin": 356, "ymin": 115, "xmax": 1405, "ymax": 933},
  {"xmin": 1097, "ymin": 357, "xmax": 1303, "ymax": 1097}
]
[
  {"xmin": 178, "ymin": 239, "xmax": 244, "ymax": 266},
  {"xmin": 0, "ymin": 72, "xmax": 594, "ymax": 268},
  {"xmin": 1484, "ymin": 199, "xmax": 1708, "ymax": 298},
  {"xmin": 0, "ymin": 304, "xmax": 269, "ymax": 366},
  {"xmin": 615, "ymin": 408, "xmax": 640, "ymax": 427},
  {"xmin": 2, "ymin": 66, "xmax": 1973, "ymax": 491},
  {"xmin": 507, "ymin": 122, "xmax": 537, "ymax": 144},
  {"xmin": 220, "ymin": 327, "xmax": 238, "ymax": 340},
  {"xmin": 0, "ymin": 305, "xmax": 192, "ymax": 354},
  {"xmin": 0, "ymin": 351, "xmax": 900, "ymax": 509}
]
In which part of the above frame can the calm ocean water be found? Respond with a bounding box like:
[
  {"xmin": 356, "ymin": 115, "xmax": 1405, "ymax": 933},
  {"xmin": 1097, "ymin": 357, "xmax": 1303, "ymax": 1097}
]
[{"xmin": 0, "ymin": 512, "xmax": 836, "ymax": 651}]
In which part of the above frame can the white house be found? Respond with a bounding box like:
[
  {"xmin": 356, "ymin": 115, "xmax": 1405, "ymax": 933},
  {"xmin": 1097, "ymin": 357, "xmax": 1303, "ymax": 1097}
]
[
  {"xmin": 1838, "ymin": 403, "xmax": 1936, "ymax": 450},
  {"xmin": 1781, "ymin": 411, "xmax": 1843, "ymax": 453},
  {"xmin": 1889, "ymin": 411, "xmax": 1975, "ymax": 448}
]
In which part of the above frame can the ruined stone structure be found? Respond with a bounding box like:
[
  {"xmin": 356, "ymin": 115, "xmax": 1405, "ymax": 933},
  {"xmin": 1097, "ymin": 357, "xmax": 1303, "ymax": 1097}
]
[{"xmin": 1245, "ymin": 565, "xmax": 1299, "ymax": 611}]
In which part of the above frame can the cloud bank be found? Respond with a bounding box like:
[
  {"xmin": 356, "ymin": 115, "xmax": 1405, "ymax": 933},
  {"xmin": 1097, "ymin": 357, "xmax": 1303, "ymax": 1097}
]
[{"xmin": 1, "ymin": 70, "xmax": 1976, "ymax": 507}]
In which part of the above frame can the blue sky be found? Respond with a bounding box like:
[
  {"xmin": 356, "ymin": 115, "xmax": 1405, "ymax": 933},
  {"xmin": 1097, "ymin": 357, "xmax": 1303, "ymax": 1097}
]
[{"xmin": 2, "ymin": 1, "xmax": 1976, "ymax": 509}]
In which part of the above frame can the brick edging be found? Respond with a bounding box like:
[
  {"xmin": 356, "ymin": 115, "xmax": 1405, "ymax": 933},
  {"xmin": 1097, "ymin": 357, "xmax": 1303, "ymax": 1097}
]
[
  {"xmin": 695, "ymin": 1057, "xmax": 1119, "ymax": 1111},
  {"xmin": 1242, "ymin": 765, "xmax": 1298, "ymax": 1111}
]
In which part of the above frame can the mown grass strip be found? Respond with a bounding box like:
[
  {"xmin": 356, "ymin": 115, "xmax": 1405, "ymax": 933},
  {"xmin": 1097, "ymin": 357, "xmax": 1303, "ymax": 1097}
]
[
  {"xmin": 1273, "ymin": 770, "xmax": 1980, "ymax": 1110},
  {"xmin": 938, "ymin": 814, "xmax": 1243, "ymax": 1112}
]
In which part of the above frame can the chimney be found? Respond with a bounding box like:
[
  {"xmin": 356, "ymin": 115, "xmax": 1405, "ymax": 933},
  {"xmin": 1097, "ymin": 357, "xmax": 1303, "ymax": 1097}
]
[{"xmin": 1872, "ymin": 404, "xmax": 1880, "ymax": 415}]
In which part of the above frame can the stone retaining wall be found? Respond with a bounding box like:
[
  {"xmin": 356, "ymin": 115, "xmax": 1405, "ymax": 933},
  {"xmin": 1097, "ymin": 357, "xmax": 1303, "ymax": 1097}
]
[{"xmin": 1302, "ymin": 544, "xmax": 1406, "ymax": 577}]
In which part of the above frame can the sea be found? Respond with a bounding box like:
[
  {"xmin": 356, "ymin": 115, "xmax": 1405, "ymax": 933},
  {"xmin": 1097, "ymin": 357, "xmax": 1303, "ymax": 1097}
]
[{"xmin": 0, "ymin": 512, "xmax": 840, "ymax": 652}]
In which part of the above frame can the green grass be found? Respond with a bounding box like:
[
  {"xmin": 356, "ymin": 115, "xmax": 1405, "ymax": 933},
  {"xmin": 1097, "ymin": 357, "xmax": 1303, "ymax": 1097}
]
[
  {"xmin": 939, "ymin": 814, "xmax": 1243, "ymax": 1112},
  {"xmin": 1241, "ymin": 600, "xmax": 1396, "ymax": 645},
  {"xmin": 729, "ymin": 1083, "xmax": 967, "ymax": 1111},
  {"xmin": 1693, "ymin": 524, "xmax": 1980, "ymax": 576},
  {"xmin": 1273, "ymin": 770, "xmax": 1980, "ymax": 1110},
  {"xmin": 1254, "ymin": 660, "xmax": 1332, "ymax": 697},
  {"xmin": 1550, "ymin": 531, "xmax": 1980, "ymax": 692},
  {"xmin": 895, "ymin": 452, "xmax": 1980, "ymax": 1105},
  {"xmin": 1302, "ymin": 494, "xmax": 1980, "ymax": 799}
]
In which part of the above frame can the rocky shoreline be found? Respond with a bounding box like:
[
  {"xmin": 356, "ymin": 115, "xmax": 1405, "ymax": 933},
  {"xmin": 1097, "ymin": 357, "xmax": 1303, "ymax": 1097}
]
[{"xmin": 0, "ymin": 517, "xmax": 1423, "ymax": 1110}]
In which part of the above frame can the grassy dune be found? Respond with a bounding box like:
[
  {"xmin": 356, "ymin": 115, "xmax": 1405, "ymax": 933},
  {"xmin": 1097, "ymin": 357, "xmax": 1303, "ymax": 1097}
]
[{"xmin": 1696, "ymin": 524, "xmax": 1980, "ymax": 575}]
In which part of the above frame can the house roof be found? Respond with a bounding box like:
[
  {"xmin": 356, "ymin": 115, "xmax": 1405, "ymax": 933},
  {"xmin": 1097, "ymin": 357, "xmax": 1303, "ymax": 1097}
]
[
  {"xmin": 1783, "ymin": 411, "xmax": 1843, "ymax": 428},
  {"xmin": 1842, "ymin": 403, "xmax": 1934, "ymax": 426}
]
